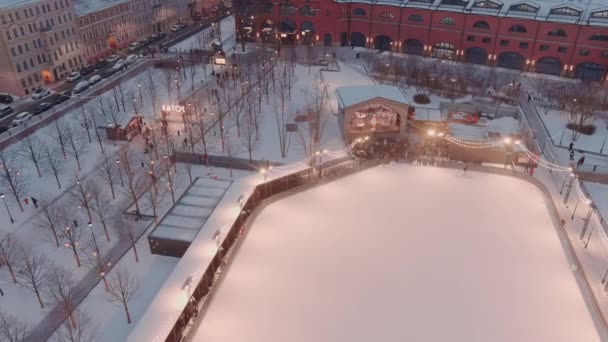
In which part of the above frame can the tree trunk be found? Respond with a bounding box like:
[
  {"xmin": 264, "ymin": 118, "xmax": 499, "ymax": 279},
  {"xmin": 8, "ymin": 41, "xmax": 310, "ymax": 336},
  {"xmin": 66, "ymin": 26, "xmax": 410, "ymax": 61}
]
[
  {"xmin": 72, "ymin": 246, "xmax": 81, "ymax": 267},
  {"xmin": 123, "ymin": 302, "xmax": 132, "ymax": 324},
  {"xmin": 132, "ymin": 243, "xmax": 139, "ymax": 262},
  {"xmin": 101, "ymin": 219, "xmax": 110, "ymax": 242},
  {"xmin": 54, "ymin": 172, "xmax": 62, "ymax": 189},
  {"xmin": 6, "ymin": 263, "xmax": 16, "ymax": 283},
  {"xmin": 35, "ymin": 288, "xmax": 44, "ymax": 309}
]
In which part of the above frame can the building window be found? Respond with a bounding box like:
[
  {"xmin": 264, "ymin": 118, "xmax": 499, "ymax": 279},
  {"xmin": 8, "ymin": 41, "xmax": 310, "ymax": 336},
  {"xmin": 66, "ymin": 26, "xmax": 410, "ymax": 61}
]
[
  {"xmin": 548, "ymin": 28, "xmax": 567, "ymax": 37},
  {"xmin": 11, "ymin": 48, "xmax": 16, "ymax": 56},
  {"xmin": 539, "ymin": 44, "xmax": 549, "ymax": 51},
  {"xmin": 440, "ymin": 17, "xmax": 455, "ymax": 25},
  {"xmin": 550, "ymin": 6, "xmax": 580, "ymax": 17},
  {"xmin": 299, "ymin": 5, "xmax": 315, "ymax": 16},
  {"xmin": 579, "ymin": 49, "xmax": 590, "ymax": 56},
  {"xmin": 467, "ymin": 35, "xmax": 475, "ymax": 42},
  {"xmin": 482, "ymin": 37, "xmax": 491, "ymax": 44},
  {"xmin": 519, "ymin": 42, "xmax": 528, "ymax": 49},
  {"xmin": 380, "ymin": 11, "xmax": 394, "ymax": 19},
  {"xmin": 601, "ymin": 51, "xmax": 608, "ymax": 58},
  {"xmin": 21, "ymin": 79, "xmax": 26, "ymax": 88},
  {"xmin": 557, "ymin": 47, "xmax": 567, "ymax": 53},
  {"xmin": 408, "ymin": 14, "xmax": 423, "ymax": 22},
  {"xmin": 590, "ymin": 34, "xmax": 608, "ymax": 41},
  {"xmin": 509, "ymin": 3, "xmax": 539, "ymax": 13},
  {"xmin": 500, "ymin": 40, "xmax": 509, "ymax": 46},
  {"xmin": 16, "ymin": 64, "xmax": 21, "ymax": 72},
  {"xmin": 472, "ymin": 20, "xmax": 489, "ymax": 29},
  {"xmin": 592, "ymin": 10, "xmax": 608, "ymax": 19},
  {"xmin": 34, "ymin": 74, "xmax": 39, "ymax": 82},
  {"xmin": 508, "ymin": 24, "xmax": 527, "ymax": 33},
  {"xmin": 353, "ymin": 8, "xmax": 365, "ymax": 16},
  {"xmin": 5, "ymin": 31, "xmax": 11, "ymax": 40}
]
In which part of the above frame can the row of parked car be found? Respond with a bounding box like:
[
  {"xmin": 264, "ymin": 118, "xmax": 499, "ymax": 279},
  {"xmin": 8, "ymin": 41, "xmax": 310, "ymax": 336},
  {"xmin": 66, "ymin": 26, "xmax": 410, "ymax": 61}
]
[
  {"xmin": 128, "ymin": 32, "xmax": 167, "ymax": 53},
  {"xmin": 70, "ymin": 54, "xmax": 138, "ymax": 95}
]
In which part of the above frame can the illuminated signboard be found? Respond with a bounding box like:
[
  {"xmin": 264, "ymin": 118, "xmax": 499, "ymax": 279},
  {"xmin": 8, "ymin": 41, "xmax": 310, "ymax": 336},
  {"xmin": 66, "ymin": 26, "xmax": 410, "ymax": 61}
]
[{"xmin": 161, "ymin": 104, "xmax": 186, "ymax": 113}]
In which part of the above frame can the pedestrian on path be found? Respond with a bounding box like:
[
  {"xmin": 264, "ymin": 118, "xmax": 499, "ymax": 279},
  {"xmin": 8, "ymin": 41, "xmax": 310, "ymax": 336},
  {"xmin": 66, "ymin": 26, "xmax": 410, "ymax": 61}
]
[
  {"xmin": 31, "ymin": 197, "xmax": 38, "ymax": 209},
  {"xmin": 570, "ymin": 149, "xmax": 575, "ymax": 161},
  {"xmin": 462, "ymin": 163, "xmax": 469, "ymax": 176},
  {"xmin": 569, "ymin": 142, "xmax": 574, "ymax": 151},
  {"xmin": 527, "ymin": 93, "xmax": 532, "ymax": 103},
  {"xmin": 24, "ymin": 198, "xmax": 29, "ymax": 205},
  {"xmin": 577, "ymin": 155, "xmax": 586, "ymax": 168},
  {"xmin": 0, "ymin": 287, "xmax": 4, "ymax": 296}
]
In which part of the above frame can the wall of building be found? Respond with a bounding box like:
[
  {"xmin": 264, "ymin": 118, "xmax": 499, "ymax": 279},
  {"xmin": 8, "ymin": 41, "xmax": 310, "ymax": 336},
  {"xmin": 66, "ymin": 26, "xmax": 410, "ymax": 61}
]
[
  {"xmin": 237, "ymin": 0, "xmax": 608, "ymax": 81},
  {"xmin": 0, "ymin": 0, "xmax": 83, "ymax": 96}
]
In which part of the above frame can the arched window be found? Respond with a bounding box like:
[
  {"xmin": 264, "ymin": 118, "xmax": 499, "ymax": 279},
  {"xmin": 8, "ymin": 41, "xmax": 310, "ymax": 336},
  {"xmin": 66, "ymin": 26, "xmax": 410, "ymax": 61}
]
[
  {"xmin": 299, "ymin": 5, "xmax": 315, "ymax": 16},
  {"xmin": 473, "ymin": 20, "xmax": 489, "ymax": 29},
  {"xmin": 408, "ymin": 14, "xmax": 423, "ymax": 22},
  {"xmin": 590, "ymin": 34, "xmax": 608, "ymax": 41},
  {"xmin": 508, "ymin": 24, "xmax": 527, "ymax": 33},
  {"xmin": 548, "ymin": 28, "xmax": 567, "ymax": 37},
  {"xmin": 440, "ymin": 17, "xmax": 455, "ymax": 25},
  {"xmin": 353, "ymin": 8, "xmax": 365, "ymax": 16}
]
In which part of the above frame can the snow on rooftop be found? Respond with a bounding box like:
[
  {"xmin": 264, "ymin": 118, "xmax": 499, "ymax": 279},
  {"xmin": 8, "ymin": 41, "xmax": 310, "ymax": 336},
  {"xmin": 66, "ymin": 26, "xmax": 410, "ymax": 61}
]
[
  {"xmin": 336, "ymin": 85, "xmax": 410, "ymax": 110},
  {"xmin": 334, "ymin": 0, "xmax": 608, "ymax": 25},
  {"xmin": 73, "ymin": 0, "xmax": 127, "ymax": 16}
]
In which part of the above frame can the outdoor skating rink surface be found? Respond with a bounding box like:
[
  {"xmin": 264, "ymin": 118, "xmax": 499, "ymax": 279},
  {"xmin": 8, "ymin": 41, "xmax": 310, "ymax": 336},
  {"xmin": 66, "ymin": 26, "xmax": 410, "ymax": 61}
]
[{"xmin": 192, "ymin": 165, "xmax": 601, "ymax": 342}]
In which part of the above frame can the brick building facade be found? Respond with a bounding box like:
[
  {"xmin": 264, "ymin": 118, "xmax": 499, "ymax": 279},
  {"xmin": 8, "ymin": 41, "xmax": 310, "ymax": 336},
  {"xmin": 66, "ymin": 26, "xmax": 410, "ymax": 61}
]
[{"xmin": 235, "ymin": 0, "xmax": 608, "ymax": 81}]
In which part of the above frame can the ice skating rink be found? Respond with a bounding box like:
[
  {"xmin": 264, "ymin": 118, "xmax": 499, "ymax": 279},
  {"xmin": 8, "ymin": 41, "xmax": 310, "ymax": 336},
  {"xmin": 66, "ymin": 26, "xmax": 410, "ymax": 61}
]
[{"xmin": 192, "ymin": 165, "xmax": 601, "ymax": 342}]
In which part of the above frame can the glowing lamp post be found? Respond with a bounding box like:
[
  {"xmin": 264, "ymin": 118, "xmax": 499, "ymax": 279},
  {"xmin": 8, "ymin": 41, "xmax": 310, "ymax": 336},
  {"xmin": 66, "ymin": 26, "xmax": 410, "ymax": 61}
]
[
  {"xmin": 0, "ymin": 193, "xmax": 14, "ymax": 224},
  {"xmin": 115, "ymin": 158, "xmax": 124, "ymax": 187}
]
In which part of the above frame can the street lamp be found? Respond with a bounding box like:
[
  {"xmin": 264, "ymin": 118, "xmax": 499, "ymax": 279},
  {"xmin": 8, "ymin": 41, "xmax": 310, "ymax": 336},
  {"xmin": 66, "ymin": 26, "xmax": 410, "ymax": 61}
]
[
  {"xmin": 115, "ymin": 158, "xmax": 124, "ymax": 187},
  {"xmin": 0, "ymin": 193, "xmax": 14, "ymax": 224},
  {"xmin": 260, "ymin": 168, "xmax": 267, "ymax": 182}
]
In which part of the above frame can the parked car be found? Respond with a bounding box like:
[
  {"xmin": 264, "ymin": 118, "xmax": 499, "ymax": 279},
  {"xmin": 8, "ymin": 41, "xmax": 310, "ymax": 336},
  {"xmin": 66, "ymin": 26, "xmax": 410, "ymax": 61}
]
[
  {"xmin": 149, "ymin": 34, "xmax": 159, "ymax": 42},
  {"xmin": 125, "ymin": 54, "xmax": 138, "ymax": 65},
  {"xmin": 66, "ymin": 71, "xmax": 81, "ymax": 82},
  {"xmin": 138, "ymin": 39, "xmax": 149, "ymax": 47},
  {"xmin": 0, "ymin": 94, "xmax": 13, "ymax": 104},
  {"xmin": 105, "ymin": 55, "xmax": 120, "ymax": 63},
  {"xmin": 33, "ymin": 102, "xmax": 53, "ymax": 115},
  {"xmin": 128, "ymin": 42, "xmax": 140, "ymax": 52},
  {"xmin": 0, "ymin": 105, "xmax": 14, "ymax": 118},
  {"xmin": 170, "ymin": 24, "xmax": 181, "ymax": 32},
  {"xmin": 101, "ymin": 68, "xmax": 118, "ymax": 78},
  {"xmin": 94, "ymin": 59, "xmax": 108, "ymax": 69},
  {"xmin": 88, "ymin": 75, "xmax": 102, "ymax": 85},
  {"xmin": 180, "ymin": 22, "xmax": 188, "ymax": 28},
  {"xmin": 0, "ymin": 126, "xmax": 9, "ymax": 134},
  {"xmin": 53, "ymin": 91, "xmax": 70, "ymax": 105},
  {"xmin": 157, "ymin": 32, "xmax": 166, "ymax": 39},
  {"xmin": 112, "ymin": 60, "xmax": 125, "ymax": 70},
  {"xmin": 31, "ymin": 88, "xmax": 51, "ymax": 100},
  {"xmin": 193, "ymin": 15, "xmax": 201, "ymax": 22},
  {"xmin": 72, "ymin": 81, "xmax": 89, "ymax": 95},
  {"xmin": 11, "ymin": 112, "xmax": 32, "ymax": 126},
  {"xmin": 80, "ymin": 65, "xmax": 95, "ymax": 76}
]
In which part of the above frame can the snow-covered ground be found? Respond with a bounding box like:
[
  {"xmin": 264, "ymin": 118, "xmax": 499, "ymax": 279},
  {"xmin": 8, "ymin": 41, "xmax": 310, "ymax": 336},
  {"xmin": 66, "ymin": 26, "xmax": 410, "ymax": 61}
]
[
  {"xmin": 170, "ymin": 16, "xmax": 236, "ymax": 54},
  {"xmin": 192, "ymin": 165, "xmax": 600, "ymax": 342},
  {"xmin": 536, "ymin": 107, "xmax": 608, "ymax": 155}
]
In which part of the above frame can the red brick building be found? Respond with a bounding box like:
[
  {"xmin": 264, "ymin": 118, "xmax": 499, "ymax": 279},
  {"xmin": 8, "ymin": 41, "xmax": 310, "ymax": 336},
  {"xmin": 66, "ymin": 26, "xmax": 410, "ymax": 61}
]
[{"xmin": 235, "ymin": 0, "xmax": 608, "ymax": 81}]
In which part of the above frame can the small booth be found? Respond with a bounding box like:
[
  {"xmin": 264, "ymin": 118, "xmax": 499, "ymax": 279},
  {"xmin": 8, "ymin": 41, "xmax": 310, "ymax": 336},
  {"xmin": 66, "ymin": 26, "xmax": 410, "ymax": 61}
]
[{"xmin": 104, "ymin": 113, "xmax": 144, "ymax": 141}]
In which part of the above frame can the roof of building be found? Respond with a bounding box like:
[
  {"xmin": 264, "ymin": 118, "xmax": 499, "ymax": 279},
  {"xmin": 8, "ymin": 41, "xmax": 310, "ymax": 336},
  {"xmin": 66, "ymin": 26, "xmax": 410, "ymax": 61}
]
[
  {"xmin": 0, "ymin": 0, "xmax": 44, "ymax": 9},
  {"xmin": 336, "ymin": 85, "xmax": 410, "ymax": 109},
  {"xmin": 336, "ymin": 0, "xmax": 608, "ymax": 26},
  {"xmin": 73, "ymin": 0, "xmax": 127, "ymax": 16}
]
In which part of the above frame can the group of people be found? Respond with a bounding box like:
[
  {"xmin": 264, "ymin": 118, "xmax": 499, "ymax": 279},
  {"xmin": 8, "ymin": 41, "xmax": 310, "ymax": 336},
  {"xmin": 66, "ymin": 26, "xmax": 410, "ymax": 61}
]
[
  {"xmin": 413, "ymin": 138, "xmax": 450, "ymax": 167},
  {"xmin": 352, "ymin": 138, "xmax": 409, "ymax": 160}
]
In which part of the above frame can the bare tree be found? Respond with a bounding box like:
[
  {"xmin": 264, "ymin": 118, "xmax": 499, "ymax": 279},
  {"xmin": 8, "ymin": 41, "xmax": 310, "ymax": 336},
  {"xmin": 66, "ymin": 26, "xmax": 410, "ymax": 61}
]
[
  {"xmin": 16, "ymin": 135, "xmax": 44, "ymax": 177},
  {"xmin": 69, "ymin": 177, "xmax": 94, "ymax": 223},
  {"xmin": 96, "ymin": 154, "xmax": 118, "ymax": 200},
  {"xmin": 15, "ymin": 248, "xmax": 54, "ymax": 309},
  {"xmin": 116, "ymin": 147, "xmax": 146, "ymax": 218},
  {"xmin": 0, "ymin": 151, "xmax": 27, "ymax": 212},
  {"xmin": 296, "ymin": 77, "xmax": 331, "ymax": 158},
  {"xmin": 47, "ymin": 269, "xmax": 78, "ymax": 330},
  {"xmin": 106, "ymin": 269, "xmax": 139, "ymax": 324},
  {"xmin": 64, "ymin": 125, "xmax": 89, "ymax": 171},
  {"xmin": 240, "ymin": 90, "xmax": 260, "ymax": 162},
  {"xmin": 90, "ymin": 185, "xmax": 111, "ymax": 241},
  {"xmin": 118, "ymin": 218, "xmax": 141, "ymax": 262},
  {"xmin": 143, "ymin": 68, "xmax": 159, "ymax": 118},
  {"xmin": 50, "ymin": 120, "xmax": 69, "ymax": 159},
  {"xmin": 36, "ymin": 196, "xmax": 63, "ymax": 246},
  {"xmin": 78, "ymin": 104, "xmax": 92, "ymax": 143},
  {"xmin": 0, "ymin": 232, "xmax": 22, "ymax": 283},
  {"xmin": 52, "ymin": 309, "xmax": 97, "ymax": 342},
  {"xmin": 142, "ymin": 180, "xmax": 163, "ymax": 224},
  {"xmin": 59, "ymin": 215, "xmax": 83, "ymax": 268},
  {"xmin": 88, "ymin": 106, "xmax": 105, "ymax": 154},
  {"xmin": 83, "ymin": 239, "xmax": 112, "ymax": 291},
  {"xmin": 272, "ymin": 61, "xmax": 295, "ymax": 158},
  {"xmin": 223, "ymin": 131, "xmax": 240, "ymax": 178},
  {"xmin": 0, "ymin": 311, "xmax": 28, "ymax": 342},
  {"xmin": 41, "ymin": 146, "xmax": 65, "ymax": 190},
  {"xmin": 162, "ymin": 69, "xmax": 174, "ymax": 103}
]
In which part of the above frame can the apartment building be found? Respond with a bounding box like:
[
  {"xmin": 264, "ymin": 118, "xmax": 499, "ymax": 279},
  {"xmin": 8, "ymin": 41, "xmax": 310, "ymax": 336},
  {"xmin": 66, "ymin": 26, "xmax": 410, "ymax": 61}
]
[
  {"xmin": 130, "ymin": 0, "xmax": 190, "ymax": 38},
  {"xmin": 0, "ymin": 0, "xmax": 83, "ymax": 96},
  {"xmin": 75, "ymin": 0, "xmax": 136, "ymax": 65}
]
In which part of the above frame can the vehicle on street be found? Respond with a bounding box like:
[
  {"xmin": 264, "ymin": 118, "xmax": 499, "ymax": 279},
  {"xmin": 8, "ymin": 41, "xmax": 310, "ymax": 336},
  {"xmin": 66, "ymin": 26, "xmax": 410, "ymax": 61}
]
[
  {"xmin": 31, "ymin": 88, "xmax": 51, "ymax": 99},
  {"xmin": 128, "ymin": 42, "xmax": 140, "ymax": 52},
  {"xmin": 0, "ymin": 94, "xmax": 14, "ymax": 104},
  {"xmin": 138, "ymin": 39, "xmax": 149, "ymax": 47},
  {"xmin": 53, "ymin": 91, "xmax": 70, "ymax": 105},
  {"xmin": 72, "ymin": 81, "xmax": 89, "ymax": 95},
  {"xmin": 0, "ymin": 106, "xmax": 14, "ymax": 118},
  {"xmin": 193, "ymin": 15, "xmax": 201, "ymax": 21},
  {"xmin": 170, "ymin": 24, "xmax": 181, "ymax": 32},
  {"xmin": 112, "ymin": 60, "xmax": 125, "ymax": 70},
  {"xmin": 80, "ymin": 65, "xmax": 95, "ymax": 76},
  {"xmin": 106, "ymin": 55, "xmax": 120, "ymax": 63},
  {"xmin": 125, "ymin": 55, "xmax": 138, "ymax": 65},
  {"xmin": 88, "ymin": 75, "xmax": 102, "ymax": 85},
  {"xmin": 158, "ymin": 32, "xmax": 166, "ymax": 39},
  {"xmin": 33, "ymin": 102, "xmax": 53, "ymax": 115},
  {"xmin": 0, "ymin": 126, "xmax": 9, "ymax": 134},
  {"xmin": 94, "ymin": 59, "xmax": 108, "ymax": 69},
  {"xmin": 66, "ymin": 71, "xmax": 82, "ymax": 82},
  {"xmin": 179, "ymin": 22, "xmax": 188, "ymax": 28},
  {"xmin": 11, "ymin": 112, "xmax": 32, "ymax": 126},
  {"xmin": 101, "ymin": 68, "xmax": 118, "ymax": 78}
]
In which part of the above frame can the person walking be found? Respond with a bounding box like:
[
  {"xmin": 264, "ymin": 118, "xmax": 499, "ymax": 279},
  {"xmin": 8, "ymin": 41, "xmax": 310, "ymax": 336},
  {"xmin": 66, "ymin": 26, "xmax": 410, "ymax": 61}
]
[
  {"xmin": 24, "ymin": 197, "xmax": 29, "ymax": 206},
  {"xmin": 527, "ymin": 93, "xmax": 532, "ymax": 103},
  {"xmin": 577, "ymin": 155, "xmax": 586, "ymax": 169},
  {"xmin": 569, "ymin": 142, "xmax": 574, "ymax": 151},
  {"xmin": 462, "ymin": 163, "xmax": 469, "ymax": 176},
  {"xmin": 31, "ymin": 197, "xmax": 38, "ymax": 209},
  {"xmin": 570, "ymin": 149, "xmax": 575, "ymax": 161}
]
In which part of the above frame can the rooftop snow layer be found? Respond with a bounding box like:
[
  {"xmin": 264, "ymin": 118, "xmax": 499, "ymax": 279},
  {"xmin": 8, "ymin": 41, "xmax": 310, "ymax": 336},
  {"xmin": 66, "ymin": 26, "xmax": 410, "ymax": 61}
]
[
  {"xmin": 337, "ymin": 85, "xmax": 410, "ymax": 110},
  {"xmin": 73, "ymin": 0, "xmax": 127, "ymax": 16}
]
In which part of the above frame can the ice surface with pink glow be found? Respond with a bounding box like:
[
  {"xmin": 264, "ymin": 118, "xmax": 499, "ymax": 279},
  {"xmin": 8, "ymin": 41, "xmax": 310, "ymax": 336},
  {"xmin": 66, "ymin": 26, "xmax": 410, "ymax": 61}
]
[{"xmin": 192, "ymin": 165, "xmax": 601, "ymax": 342}]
